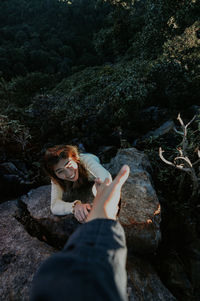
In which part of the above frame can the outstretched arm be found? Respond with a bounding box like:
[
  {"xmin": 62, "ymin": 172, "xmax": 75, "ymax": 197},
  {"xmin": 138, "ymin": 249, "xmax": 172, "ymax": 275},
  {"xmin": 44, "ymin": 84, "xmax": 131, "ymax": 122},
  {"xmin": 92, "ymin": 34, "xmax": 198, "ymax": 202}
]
[
  {"xmin": 31, "ymin": 166, "xmax": 130, "ymax": 301},
  {"xmin": 51, "ymin": 180, "xmax": 91, "ymax": 222},
  {"xmin": 50, "ymin": 180, "xmax": 74, "ymax": 215}
]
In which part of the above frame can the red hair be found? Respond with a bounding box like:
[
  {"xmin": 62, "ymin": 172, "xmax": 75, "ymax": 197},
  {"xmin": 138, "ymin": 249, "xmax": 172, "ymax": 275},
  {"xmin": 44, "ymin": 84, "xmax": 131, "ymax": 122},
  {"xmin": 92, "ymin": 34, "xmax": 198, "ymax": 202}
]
[{"xmin": 43, "ymin": 145, "xmax": 89, "ymax": 191}]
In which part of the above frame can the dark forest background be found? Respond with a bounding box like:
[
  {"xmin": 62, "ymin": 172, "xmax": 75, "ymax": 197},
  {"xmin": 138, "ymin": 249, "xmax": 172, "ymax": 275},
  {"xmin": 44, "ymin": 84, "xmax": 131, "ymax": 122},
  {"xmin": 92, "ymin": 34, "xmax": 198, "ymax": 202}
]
[
  {"xmin": 0, "ymin": 1, "xmax": 200, "ymax": 299},
  {"xmin": 1, "ymin": 0, "xmax": 199, "ymax": 171},
  {"xmin": 1, "ymin": 0, "xmax": 199, "ymax": 149}
]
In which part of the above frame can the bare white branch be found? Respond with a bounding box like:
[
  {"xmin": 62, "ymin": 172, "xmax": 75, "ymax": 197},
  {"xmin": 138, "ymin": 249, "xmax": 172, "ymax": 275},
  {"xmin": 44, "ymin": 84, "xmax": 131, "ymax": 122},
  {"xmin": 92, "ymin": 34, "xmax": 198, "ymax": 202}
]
[
  {"xmin": 159, "ymin": 147, "xmax": 175, "ymax": 167},
  {"xmin": 177, "ymin": 113, "xmax": 184, "ymax": 128},
  {"xmin": 185, "ymin": 115, "xmax": 196, "ymax": 129},
  {"xmin": 159, "ymin": 114, "xmax": 200, "ymax": 198},
  {"xmin": 177, "ymin": 147, "xmax": 183, "ymax": 156},
  {"xmin": 174, "ymin": 156, "xmax": 193, "ymax": 168},
  {"xmin": 159, "ymin": 147, "xmax": 191, "ymax": 172}
]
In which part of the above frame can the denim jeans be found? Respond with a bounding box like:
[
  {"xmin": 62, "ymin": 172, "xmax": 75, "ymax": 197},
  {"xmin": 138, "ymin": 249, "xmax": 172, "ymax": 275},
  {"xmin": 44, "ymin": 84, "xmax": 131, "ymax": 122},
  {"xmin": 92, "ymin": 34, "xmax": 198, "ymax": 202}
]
[{"xmin": 31, "ymin": 219, "xmax": 128, "ymax": 301}]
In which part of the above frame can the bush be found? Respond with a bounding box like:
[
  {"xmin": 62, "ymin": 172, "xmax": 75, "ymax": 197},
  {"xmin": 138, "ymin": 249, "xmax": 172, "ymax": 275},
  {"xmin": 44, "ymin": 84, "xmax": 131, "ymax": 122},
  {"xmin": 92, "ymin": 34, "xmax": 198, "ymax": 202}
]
[
  {"xmin": 0, "ymin": 72, "xmax": 55, "ymax": 107},
  {"xmin": 0, "ymin": 114, "xmax": 31, "ymax": 151}
]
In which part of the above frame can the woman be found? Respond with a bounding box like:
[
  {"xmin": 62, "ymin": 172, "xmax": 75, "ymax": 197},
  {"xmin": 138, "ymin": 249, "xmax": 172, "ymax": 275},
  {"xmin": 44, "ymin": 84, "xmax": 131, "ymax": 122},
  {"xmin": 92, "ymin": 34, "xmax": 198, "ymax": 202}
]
[{"xmin": 43, "ymin": 144, "xmax": 112, "ymax": 223}]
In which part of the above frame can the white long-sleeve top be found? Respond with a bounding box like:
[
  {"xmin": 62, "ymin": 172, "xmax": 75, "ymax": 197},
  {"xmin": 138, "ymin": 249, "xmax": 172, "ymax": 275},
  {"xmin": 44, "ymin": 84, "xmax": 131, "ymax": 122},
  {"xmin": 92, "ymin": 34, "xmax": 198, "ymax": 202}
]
[{"xmin": 50, "ymin": 153, "xmax": 112, "ymax": 215}]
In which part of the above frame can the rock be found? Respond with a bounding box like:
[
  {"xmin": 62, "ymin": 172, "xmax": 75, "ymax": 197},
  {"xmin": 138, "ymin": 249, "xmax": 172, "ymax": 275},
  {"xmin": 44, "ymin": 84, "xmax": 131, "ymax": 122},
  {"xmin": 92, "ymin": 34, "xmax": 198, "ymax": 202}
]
[
  {"xmin": 104, "ymin": 148, "xmax": 161, "ymax": 253},
  {"xmin": 181, "ymin": 240, "xmax": 200, "ymax": 299},
  {"xmin": 0, "ymin": 162, "xmax": 35, "ymax": 201},
  {"xmin": 127, "ymin": 255, "xmax": 177, "ymax": 301},
  {"xmin": 0, "ymin": 162, "xmax": 25, "ymax": 178},
  {"xmin": 19, "ymin": 182, "xmax": 94, "ymax": 249},
  {"xmin": 19, "ymin": 147, "xmax": 161, "ymax": 253},
  {"xmin": 97, "ymin": 145, "xmax": 118, "ymax": 162},
  {"xmin": 20, "ymin": 147, "xmax": 161, "ymax": 253},
  {"xmin": 188, "ymin": 105, "xmax": 200, "ymax": 116},
  {"xmin": 133, "ymin": 120, "xmax": 175, "ymax": 146},
  {"xmin": 141, "ymin": 106, "xmax": 168, "ymax": 123},
  {"xmin": 132, "ymin": 106, "xmax": 169, "ymax": 138},
  {"xmin": 156, "ymin": 252, "xmax": 193, "ymax": 301},
  {"xmin": 0, "ymin": 199, "xmax": 55, "ymax": 301},
  {"xmin": 146, "ymin": 120, "xmax": 175, "ymax": 139}
]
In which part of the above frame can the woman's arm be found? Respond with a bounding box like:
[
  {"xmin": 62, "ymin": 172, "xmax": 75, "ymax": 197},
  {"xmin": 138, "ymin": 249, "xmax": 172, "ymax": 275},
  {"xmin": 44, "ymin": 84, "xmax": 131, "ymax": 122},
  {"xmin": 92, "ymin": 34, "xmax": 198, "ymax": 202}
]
[
  {"xmin": 51, "ymin": 180, "xmax": 74, "ymax": 215},
  {"xmin": 51, "ymin": 180, "xmax": 91, "ymax": 221},
  {"xmin": 80, "ymin": 153, "xmax": 112, "ymax": 182}
]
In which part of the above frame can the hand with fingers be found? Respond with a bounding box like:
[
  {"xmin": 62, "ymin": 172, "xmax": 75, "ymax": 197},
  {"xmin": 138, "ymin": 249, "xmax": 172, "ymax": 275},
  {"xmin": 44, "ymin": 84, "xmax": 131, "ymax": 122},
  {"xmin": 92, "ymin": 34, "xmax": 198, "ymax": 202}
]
[
  {"xmin": 87, "ymin": 165, "xmax": 130, "ymax": 221},
  {"xmin": 92, "ymin": 177, "xmax": 103, "ymax": 197},
  {"xmin": 73, "ymin": 202, "xmax": 92, "ymax": 223},
  {"xmin": 94, "ymin": 177, "xmax": 102, "ymax": 186}
]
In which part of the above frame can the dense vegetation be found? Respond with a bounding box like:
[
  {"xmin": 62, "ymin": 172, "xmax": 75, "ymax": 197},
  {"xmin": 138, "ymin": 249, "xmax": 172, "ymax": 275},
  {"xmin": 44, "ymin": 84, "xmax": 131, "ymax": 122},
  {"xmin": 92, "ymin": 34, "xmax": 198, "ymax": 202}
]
[
  {"xmin": 0, "ymin": 1, "xmax": 200, "ymax": 299},
  {"xmin": 0, "ymin": 0, "xmax": 112, "ymax": 80}
]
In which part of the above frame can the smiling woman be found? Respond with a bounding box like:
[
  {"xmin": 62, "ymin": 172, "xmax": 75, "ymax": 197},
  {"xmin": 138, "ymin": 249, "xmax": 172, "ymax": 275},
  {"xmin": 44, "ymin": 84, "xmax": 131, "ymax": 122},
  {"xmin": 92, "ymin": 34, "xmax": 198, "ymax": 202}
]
[{"xmin": 43, "ymin": 145, "xmax": 112, "ymax": 223}]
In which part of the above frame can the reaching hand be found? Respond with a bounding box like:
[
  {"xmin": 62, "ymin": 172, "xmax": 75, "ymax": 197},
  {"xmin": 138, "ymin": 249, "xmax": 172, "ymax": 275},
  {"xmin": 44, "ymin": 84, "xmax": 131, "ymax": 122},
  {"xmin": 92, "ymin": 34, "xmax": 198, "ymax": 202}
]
[
  {"xmin": 87, "ymin": 165, "xmax": 130, "ymax": 221},
  {"xmin": 74, "ymin": 202, "xmax": 92, "ymax": 223}
]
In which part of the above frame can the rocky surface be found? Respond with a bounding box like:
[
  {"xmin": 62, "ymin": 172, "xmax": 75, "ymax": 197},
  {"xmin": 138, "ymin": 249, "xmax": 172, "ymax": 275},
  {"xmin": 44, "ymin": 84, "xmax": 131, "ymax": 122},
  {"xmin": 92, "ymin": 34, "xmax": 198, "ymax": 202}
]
[
  {"xmin": 0, "ymin": 161, "xmax": 36, "ymax": 201},
  {"xmin": 105, "ymin": 148, "xmax": 161, "ymax": 253},
  {"xmin": 0, "ymin": 199, "xmax": 55, "ymax": 301},
  {"xmin": 19, "ymin": 147, "xmax": 161, "ymax": 253},
  {"xmin": 0, "ymin": 147, "xmax": 166, "ymax": 300},
  {"xmin": 133, "ymin": 120, "xmax": 175, "ymax": 146},
  {"xmin": 18, "ymin": 183, "xmax": 94, "ymax": 249},
  {"xmin": 127, "ymin": 256, "xmax": 177, "ymax": 301}
]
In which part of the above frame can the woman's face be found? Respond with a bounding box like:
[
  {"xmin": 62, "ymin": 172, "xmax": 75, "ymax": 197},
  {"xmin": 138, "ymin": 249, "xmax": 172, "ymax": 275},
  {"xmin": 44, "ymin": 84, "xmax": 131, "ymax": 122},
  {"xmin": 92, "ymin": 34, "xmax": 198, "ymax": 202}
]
[{"xmin": 53, "ymin": 157, "xmax": 79, "ymax": 181}]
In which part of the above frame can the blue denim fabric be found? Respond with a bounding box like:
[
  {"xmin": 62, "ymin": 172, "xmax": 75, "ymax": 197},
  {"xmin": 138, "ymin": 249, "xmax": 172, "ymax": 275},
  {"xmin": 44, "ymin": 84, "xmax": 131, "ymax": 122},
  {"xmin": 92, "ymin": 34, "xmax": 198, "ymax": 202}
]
[{"xmin": 30, "ymin": 219, "xmax": 128, "ymax": 301}]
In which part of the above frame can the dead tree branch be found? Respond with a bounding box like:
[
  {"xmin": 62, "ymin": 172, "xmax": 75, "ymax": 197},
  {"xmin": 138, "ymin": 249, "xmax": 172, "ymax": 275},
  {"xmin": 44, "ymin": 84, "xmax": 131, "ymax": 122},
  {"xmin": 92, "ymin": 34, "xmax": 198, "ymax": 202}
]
[{"xmin": 159, "ymin": 114, "xmax": 199, "ymax": 198}]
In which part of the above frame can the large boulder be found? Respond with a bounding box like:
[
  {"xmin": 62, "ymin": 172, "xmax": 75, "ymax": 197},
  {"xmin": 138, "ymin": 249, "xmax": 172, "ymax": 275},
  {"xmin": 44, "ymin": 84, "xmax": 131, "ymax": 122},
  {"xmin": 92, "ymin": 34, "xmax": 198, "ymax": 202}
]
[
  {"xmin": 0, "ymin": 199, "xmax": 55, "ymax": 301},
  {"xmin": 19, "ymin": 147, "xmax": 161, "ymax": 253},
  {"xmin": 0, "ymin": 147, "xmax": 171, "ymax": 300},
  {"xmin": 104, "ymin": 148, "xmax": 161, "ymax": 253},
  {"xmin": 18, "ymin": 182, "xmax": 94, "ymax": 249},
  {"xmin": 133, "ymin": 120, "xmax": 175, "ymax": 146}
]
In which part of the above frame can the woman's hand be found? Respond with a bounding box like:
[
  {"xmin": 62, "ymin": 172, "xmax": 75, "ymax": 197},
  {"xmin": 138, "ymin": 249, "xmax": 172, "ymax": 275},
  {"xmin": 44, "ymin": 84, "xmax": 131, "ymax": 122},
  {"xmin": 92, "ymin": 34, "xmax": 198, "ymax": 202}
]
[
  {"xmin": 92, "ymin": 178, "xmax": 102, "ymax": 196},
  {"xmin": 93, "ymin": 176, "xmax": 112, "ymax": 196},
  {"xmin": 74, "ymin": 202, "xmax": 92, "ymax": 223}
]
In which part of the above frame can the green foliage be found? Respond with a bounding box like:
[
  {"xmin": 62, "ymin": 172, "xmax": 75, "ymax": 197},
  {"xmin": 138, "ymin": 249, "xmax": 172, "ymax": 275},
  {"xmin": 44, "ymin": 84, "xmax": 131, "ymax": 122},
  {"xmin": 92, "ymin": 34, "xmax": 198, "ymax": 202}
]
[
  {"xmin": 0, "ymin": 72, "xmax": 55, "ymax": 107},
  {"xmin": 0, "ymin": 114, "xmax": 31, "ymax": 151},
  {"xmin": 0, "ymin": 0, "xmax": 111, "ymax": 80},
  {"xmin": 49, "ymin": 62, "xmax": 156, "ymax": 138},
  {"xmin": 0, "ymin": 0, "xmax": 199, "ymax": 150}
]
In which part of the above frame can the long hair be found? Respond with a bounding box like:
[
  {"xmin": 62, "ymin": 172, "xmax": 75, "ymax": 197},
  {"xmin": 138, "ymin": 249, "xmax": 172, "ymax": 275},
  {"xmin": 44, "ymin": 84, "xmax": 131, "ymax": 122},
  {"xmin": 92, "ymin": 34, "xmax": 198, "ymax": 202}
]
[{"xmin": 43, "ymin": 145, "xmax": 89, "ymax": 191}]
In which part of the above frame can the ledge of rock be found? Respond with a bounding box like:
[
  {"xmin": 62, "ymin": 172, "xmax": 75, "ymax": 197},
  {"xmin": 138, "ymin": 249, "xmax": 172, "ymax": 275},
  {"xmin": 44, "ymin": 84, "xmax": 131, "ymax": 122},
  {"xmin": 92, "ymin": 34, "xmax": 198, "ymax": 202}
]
[
  {"xmin": 0, "ymin": 199, "xmax": 55, "ymax": 301},
  {"xmin": 104, "ymin": 148, "xmax": 161, "ymax": 253},
  {"xmin": 0, "ymin": 147, "xmax": 169, "ymax": 300},
  {"xmin": 18, "ymin": 182, "xmax": 94, "ymax": 249}
]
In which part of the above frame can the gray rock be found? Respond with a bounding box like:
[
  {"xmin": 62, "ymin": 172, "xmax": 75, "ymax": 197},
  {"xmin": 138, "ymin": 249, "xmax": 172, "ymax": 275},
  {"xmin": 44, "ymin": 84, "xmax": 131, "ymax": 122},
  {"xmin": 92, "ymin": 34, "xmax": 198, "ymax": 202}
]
[
  {"xmin": 0, "ymin": 199, "xmax": 55, "ymax": 301},
  {"xmin": 22, "ymin": 147, "xmax": 160, "ymax": 253},
  {"xmin": 146, "ymin": 120, "xmax": 175, "ymax": 139},
  {"xmin": 19, "ymin": 182, "xmax": 94, "ymax": 249},
  {"xmin": 189, "ymin": 105, "xmax": 200, "ymax": 116},
  {"xmin": 133, "ymin": 120, "xmax": 175, "ymax": 146},
  {"xmin": 127, "ymin": 256, "xmax": 177, "ymax": 301},
  {"xmin": 141, "ymin": 106, "xmax": 168, "ymax": 123},
  {"xmin": 23, "ymin": 147, "xmax": 161, "ymax": 253},
  {"xmin": 104, "ymin": 148, "xmax": 161, "ymax": 253},
  {"xmin": 0, "ymin": 147, "xmax": 172, "ymax": 300},
  {"xmin": 0, "ymin": 161, "xmax": 35, "ymax": 201},
  {"xmin": 97, "ymin": 145, "xmax": 118, "ymax": 162}
]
